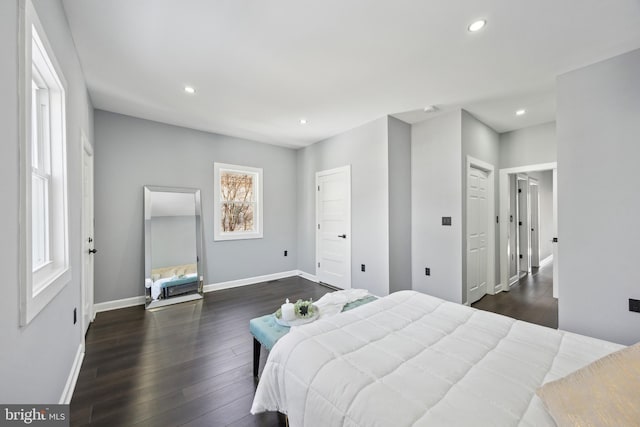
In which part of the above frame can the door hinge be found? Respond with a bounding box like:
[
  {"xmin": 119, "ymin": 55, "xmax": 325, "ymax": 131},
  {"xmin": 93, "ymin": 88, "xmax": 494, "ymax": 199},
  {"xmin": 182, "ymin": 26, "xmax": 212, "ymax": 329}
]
[
  {"xmin": 318, "ymin": 262, "xmax": 320, "ymax": 268},
  {"xmin": 317, "ymin": 185, "xmax": 320, "ymax": 191},
  {"xmin": 317, "ymin": 224, "xmax": 320, "ymax": 230},
  {"xmin": 496, "ymin": 216, "xmax": 499, "ymax": 224}
]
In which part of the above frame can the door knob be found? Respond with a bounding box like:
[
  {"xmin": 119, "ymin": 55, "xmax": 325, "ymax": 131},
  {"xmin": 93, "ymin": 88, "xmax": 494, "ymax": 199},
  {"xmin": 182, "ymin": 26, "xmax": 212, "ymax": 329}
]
[
  {"xmin": 338, "ymin": 234, "xmax": 347, "ymax": 239},
  {"xmin": 89, "ymin": 248, "xmax": 98, "ymax": 254}
]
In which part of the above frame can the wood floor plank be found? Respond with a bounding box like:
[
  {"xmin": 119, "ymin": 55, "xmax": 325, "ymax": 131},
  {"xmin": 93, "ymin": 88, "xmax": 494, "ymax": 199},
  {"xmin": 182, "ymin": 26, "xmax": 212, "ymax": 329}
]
[
  {"xmin": 472, "ymin": 263, "xmax": 557, "ymax": 329},
  {"xmin": 71, "ymin": 276, "xmax": 328, "ymax": 426},
  {"xmin": 72, "ymin": 271, "xmax": 556, "ymax": 426}
]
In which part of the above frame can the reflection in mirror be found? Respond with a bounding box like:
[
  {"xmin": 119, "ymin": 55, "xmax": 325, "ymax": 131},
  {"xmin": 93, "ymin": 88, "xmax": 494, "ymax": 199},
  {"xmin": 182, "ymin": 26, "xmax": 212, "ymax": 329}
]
[{"xmin": 144, "ymin": 186, "xmax": 204, "ymax": 309}]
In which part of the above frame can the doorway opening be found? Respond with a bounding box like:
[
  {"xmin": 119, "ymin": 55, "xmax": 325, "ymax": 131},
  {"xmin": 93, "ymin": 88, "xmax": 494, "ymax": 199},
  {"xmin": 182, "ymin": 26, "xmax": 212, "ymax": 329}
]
[
  {"xmin": 500, "ymin": 163, "xmax": 557, "ymax": 295},
  {"xmin": 474, "ymin": 162, "xmax": 558, "ymax": 328}
]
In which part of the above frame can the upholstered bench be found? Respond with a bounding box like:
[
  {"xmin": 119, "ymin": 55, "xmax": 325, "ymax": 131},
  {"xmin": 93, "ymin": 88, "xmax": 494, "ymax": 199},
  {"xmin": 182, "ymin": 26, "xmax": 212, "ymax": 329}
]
[{"xmin": 250, "ymin": 295, "xmax": 377, "ymax": 377}]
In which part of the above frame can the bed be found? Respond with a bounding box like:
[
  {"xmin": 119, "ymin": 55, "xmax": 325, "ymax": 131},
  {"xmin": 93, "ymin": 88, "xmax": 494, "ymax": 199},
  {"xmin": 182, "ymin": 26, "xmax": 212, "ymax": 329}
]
[
  {"xmin": 147, "ymin": 263, "xmax": 198, "ymax": 300},
  {"xmin": 251, "ymin": 290, "xmax": 627, "ymax": 426}
]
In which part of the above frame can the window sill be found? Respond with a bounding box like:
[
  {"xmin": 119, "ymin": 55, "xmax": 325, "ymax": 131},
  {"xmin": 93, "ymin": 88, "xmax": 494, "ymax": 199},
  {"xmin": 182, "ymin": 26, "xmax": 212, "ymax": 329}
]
[
  {"xmin": 214, "ymin": 232, "xmax": 264, "ymax": 241},
  {"xmin": 21, "ymin": 267, "xmax": 71, "ymax": 326}
]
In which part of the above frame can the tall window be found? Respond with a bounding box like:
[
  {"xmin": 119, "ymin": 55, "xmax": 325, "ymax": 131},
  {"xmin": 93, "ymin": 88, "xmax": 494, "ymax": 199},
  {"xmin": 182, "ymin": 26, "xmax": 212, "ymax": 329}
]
[
  {"xmin": 20, "ymin": 1, "xmax": 70, "ymax": 325},
  {"xmin": 213, "ymin": 163, "xmax": 263, "ymax": 241},
  {"xmin": 31, "ymin": 71, "xmax": 51, "ymax": 272}
]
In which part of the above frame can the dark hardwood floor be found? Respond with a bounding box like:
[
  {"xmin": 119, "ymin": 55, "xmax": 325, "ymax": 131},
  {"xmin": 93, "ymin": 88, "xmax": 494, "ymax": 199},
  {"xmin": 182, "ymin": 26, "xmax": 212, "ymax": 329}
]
[
  {"xmin": 73, "ymin": 267, "xmax": 557, "ymax": 426},
  {"xmin": 472, "ymin": 262, "xmax": 558, "ymax": 329},
  {"xmin": 71, "ymin": 276, "xmax": 332, "ymax": 427}
]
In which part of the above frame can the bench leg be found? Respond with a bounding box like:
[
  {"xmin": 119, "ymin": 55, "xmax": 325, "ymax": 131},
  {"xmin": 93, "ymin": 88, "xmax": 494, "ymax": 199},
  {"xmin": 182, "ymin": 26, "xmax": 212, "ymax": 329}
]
[
  {"xmin": 277, "ymin": 412, "xmax": 288, "ymax": 426},
  {"xmin": 253, "ymin": 338, "xmax": 261, "ymax": 378}
]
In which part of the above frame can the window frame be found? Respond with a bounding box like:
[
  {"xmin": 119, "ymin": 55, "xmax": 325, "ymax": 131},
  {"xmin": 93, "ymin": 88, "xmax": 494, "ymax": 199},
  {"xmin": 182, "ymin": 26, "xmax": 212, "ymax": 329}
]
[
  {"xmin": 19, "ymin": 0, "xmax": 71, "ymax": 326},
  {"xmin": 213, "ymin": 163, "xmax": 263, "ymax": 241}
]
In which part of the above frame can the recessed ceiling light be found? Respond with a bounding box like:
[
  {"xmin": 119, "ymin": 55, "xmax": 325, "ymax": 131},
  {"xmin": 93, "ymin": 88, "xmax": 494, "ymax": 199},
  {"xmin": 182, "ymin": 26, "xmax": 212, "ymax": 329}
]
[
  {"xmin": 516, "ymin": 109, "xmax": 526, "ymax": 116},
  {"xmin": 468, "ymin": 19, "xmax": 486, "ymax": 32},
  {"xmin": 423, "ymin": 105, "xmax": 438, "ymax": 113},
  {"xmin": 299, "ymin": 118, "xmax": 308, "ymax": 125},
  {"xmin": 184, "ymin": 86, "xmax": 195, "ymax": 94}
]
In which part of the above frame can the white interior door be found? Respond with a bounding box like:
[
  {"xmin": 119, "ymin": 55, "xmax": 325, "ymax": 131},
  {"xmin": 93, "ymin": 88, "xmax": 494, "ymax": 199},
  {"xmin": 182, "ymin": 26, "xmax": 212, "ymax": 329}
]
[
  {"xmin": 81, "ymin": 135, "xmax": 95, "ymax": 334},
  {"xmin": 316, "ymin": 166, "xmax": 351, "ymax": 289},
  {"xmin": 467, "ymin": 167, "xmax": 488, "ymax": 304},
  {"xmin": 552, "ymin": 168, "xmax": 559, "ymax": 298},
  {"xmin": 517, "ymin": 177, "xmax": 529, "ymax": 274},
  {"xmin": 529, "ymin": 181, "xmax": 540, "ymax": 268},
  {"xmin": 508, "ymin": 175, "xmax": 519, "ymax": 283}
]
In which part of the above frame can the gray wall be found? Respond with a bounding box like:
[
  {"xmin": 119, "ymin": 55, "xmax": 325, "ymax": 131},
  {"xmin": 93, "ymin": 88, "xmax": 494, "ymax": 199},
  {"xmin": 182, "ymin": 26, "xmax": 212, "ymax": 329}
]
[
  {"xmin": 150, "ymin": 216, "xmax": 197, "ymax": 269},
  {"xmin": 0, "ymin": 0, "xmax": 93, "ymax": 402},
  {"xmin": 296, "ymin": 117, "xmax": 390, "ymax": 296},
  {"xmin": 500, "ymin": 121, "xmax": 556, "ymax": 168},
  {"xmin": 388, "ymin": 117, "xmax": 412, "ymax": 292},
  {"xmin": 94, "ymin": 111, "xmax": 297, "ymax": 303},
  {"xmin": 557, "ymin": 48, "xmax": 640, "ymax": 345},
  {"xmin": 461, "ymin": 110, "xmax": 500, "ymax": 302},
  {"xmin": 411, "ymin": 111, "xmax": 463, "ymax": 303}
]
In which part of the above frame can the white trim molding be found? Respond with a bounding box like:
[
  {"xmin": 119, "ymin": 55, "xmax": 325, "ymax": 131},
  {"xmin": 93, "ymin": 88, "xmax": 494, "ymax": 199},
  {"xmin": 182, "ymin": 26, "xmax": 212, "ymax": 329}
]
[
  {"xmin": 59, "ymin": 343, "xmax": 84, "ymax": 404},
  {"xmin": 204, "ymin": 270, "xmax": 299, "ymax": 292},
  {"xmin": 540, "ymin": 254, "xmax": 554, "ymax": 267},
  {"xmin": 297, "ymin": 270, "xmax": 318, "ymax": 283},
  {"xmin": 509, "ymin": 274, "xmax": 520, "ymax": 287},
  {"xmin": 94, "ymin": 295, "xmax": 146, "ymax": 313},
  {"xmin": 94, "ymin": 270, "xmax": 321, "ymax": 313}
]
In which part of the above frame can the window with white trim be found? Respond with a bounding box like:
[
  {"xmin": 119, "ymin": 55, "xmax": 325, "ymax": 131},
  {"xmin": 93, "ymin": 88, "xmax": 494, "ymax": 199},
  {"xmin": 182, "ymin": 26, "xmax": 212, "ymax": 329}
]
[
  {"xmin": 213, "ymin": 163, "xmax": 263, "ymax": 241},
  {"xmin": 20, "ymin": 0, "xmax": 70, "ymax": 325}
]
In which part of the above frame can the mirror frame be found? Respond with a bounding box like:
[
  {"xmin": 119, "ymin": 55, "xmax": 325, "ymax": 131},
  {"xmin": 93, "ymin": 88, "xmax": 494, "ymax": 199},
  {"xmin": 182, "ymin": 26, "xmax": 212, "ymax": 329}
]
[{"xmin": 144, "ymin": 185, "xmax": 204, "ymax": 309}]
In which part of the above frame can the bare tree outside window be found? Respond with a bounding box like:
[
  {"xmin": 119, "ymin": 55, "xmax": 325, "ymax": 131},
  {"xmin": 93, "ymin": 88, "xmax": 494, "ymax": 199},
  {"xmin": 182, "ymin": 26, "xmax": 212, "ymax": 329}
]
[
  {"xmin": 220, "ymin": 172, "xmax": 255, "ymax": 231},
  {"xmin": 213, "ymin": 163, "xmax": 263, "ymax": 241}
]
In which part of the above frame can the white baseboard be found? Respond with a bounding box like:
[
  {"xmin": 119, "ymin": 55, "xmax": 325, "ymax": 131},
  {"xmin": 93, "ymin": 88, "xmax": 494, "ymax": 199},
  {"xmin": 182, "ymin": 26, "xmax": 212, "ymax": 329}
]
[
  {"xmin": 59, "ymin": 343, "xmax": 84, "ymax": 404},
  {"xmin": 297, "ymin": 270, "xmax": 318, "ymax": 283},
  {"xmin": 93, "ymin": 270, "xmax": 319, "ymax": 313},
  {"xmin": 509, "ymin": 275, "xmax": 520, "ymax": 287},
  {"xmin": 204, "ymin": 270, "xmax": 299, "ymax": 293},
  {"xmin": 94, "ymin": 295, "xmax": 145, "ymax": 313},
  {"xmin": 146, "ymin": 293, "xmax": 202, "ymax": 309},
  {"xmin": 540, "ymin": 254, "xmax": 553, "ymax": 267}
]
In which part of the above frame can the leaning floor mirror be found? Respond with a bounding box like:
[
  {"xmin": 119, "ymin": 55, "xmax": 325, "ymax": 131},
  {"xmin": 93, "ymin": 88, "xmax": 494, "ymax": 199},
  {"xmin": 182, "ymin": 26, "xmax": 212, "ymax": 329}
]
[{"xmin": 144, "ymin": 186, "xmax": 204, "ymax": 309}]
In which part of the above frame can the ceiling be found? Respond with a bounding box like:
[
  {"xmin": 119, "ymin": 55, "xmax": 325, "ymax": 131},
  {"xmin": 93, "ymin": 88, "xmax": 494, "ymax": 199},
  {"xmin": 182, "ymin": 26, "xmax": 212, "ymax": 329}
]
[{"xmin": 62, "ymin": 0, "xmax": 640, "ymax": 148}]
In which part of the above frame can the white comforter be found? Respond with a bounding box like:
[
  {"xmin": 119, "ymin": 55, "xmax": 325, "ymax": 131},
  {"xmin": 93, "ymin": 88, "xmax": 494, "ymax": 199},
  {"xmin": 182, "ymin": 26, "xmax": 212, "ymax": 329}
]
[{"xmin": 251, "ymin": 290, "xmax": 622, "ymax": 427}]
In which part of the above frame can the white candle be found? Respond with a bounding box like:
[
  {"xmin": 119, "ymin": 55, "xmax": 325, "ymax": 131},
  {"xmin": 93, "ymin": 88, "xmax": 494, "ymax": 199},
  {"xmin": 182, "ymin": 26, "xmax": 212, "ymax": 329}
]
[{"xmin": 281, "ymin": 298, "xmax": 296, "ymax": 321}]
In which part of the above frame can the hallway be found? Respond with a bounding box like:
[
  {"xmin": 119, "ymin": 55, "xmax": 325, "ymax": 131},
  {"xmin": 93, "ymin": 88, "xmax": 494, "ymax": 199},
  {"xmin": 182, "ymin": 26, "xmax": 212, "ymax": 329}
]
[{"xmin": 472, "ymin": 262, "xmax": 557, "ymax": 329}]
